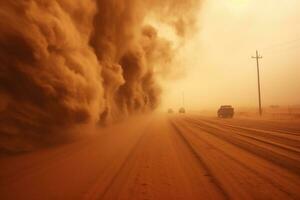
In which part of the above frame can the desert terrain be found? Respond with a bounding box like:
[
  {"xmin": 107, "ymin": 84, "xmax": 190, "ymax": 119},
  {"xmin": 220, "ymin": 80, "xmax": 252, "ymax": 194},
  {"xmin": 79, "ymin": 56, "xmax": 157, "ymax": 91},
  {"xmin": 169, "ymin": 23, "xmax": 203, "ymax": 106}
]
[{"xmin": 1, "ymin": 114, "xmax": 299, "ymax": 200}]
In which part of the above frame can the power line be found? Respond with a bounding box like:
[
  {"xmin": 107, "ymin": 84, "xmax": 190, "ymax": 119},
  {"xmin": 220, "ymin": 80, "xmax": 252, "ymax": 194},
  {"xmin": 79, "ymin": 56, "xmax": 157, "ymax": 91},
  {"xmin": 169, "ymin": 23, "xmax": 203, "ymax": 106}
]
[
  {"xmin": 262, "ymin": 37, "xmax": 300, "ymax": 50},
  {"xmin": 257, "ymin": 38, "xmax": 300, "ymax": 56},
  {"xmin": 263, "ymin": 43, "xmax": 300, "ymax": 55},
  {"xmin": 261, "ymin": 37, "xmax": 300, "ymax": 54}
]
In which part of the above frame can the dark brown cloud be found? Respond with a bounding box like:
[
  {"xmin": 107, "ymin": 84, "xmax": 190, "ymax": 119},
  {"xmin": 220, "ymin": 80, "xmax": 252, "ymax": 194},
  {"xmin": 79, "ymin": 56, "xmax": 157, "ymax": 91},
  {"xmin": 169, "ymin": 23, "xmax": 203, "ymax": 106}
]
[{"xmin": 0, "ymin": 0, "xmax": 201, "ymax": 151}]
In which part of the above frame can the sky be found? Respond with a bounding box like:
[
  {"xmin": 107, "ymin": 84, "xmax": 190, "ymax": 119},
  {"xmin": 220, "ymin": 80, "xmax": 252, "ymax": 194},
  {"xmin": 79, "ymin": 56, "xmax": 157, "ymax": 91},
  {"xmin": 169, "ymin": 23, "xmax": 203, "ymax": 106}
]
[{"xmin": 160, "ymin": 0, "xmax": 300, "ymax": 111}]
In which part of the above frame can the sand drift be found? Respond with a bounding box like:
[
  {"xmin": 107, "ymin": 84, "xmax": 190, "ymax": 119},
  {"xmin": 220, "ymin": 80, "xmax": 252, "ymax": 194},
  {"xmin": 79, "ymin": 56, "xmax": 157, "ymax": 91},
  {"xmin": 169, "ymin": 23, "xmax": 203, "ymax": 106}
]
[{"xmin": 0, "ymin": 115, "xmax": 299, "ymax": 199}]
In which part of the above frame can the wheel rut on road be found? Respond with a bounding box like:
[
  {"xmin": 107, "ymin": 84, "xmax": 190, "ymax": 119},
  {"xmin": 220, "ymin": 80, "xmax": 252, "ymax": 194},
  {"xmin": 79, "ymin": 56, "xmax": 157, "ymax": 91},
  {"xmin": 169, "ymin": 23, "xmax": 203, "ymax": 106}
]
[
  {"xmin": 1, "ymin": 115, "xmax": 300, "ymax": 200},
  {"xmin": 182, "ymin": 117, "xmax": 300, "ymax": 175},
  {"xmin": 198, "ymin": 117, "xmax": 300, "ymax": 147},
  {"xmin": 95, "ymin": 117, "xmax": 227, "ymax": 200},
  {"xmin": 171, "ymin": 116, "xmax": 300, "ymax": 200}
]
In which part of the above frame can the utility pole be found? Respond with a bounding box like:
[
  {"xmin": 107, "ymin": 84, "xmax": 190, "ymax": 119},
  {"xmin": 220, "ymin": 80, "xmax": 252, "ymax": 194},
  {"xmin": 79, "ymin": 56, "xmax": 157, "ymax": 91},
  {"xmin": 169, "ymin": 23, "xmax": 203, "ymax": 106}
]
[
  {"xmin": 182, "ymin": 92, "xmax": 185, "ymax": 108},
  {"xmin": 252, "ymin": 50, "xmax": 263, "ymax": 116}
]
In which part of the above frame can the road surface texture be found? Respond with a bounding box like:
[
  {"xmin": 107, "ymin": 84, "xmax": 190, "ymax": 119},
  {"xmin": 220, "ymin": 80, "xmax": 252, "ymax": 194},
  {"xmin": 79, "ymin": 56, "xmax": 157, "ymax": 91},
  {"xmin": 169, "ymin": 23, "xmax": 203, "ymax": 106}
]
[{"xmin": 1, "ymin": 115, "xmax": 299, "ymax": 200}]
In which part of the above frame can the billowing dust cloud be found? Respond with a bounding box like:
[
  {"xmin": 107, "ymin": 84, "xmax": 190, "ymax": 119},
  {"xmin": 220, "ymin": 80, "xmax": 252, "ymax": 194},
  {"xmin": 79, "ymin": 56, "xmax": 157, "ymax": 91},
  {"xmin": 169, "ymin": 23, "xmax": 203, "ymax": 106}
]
[{"xmin": 0, "ymin": 0, "xmax": 201, "ymax": 151}]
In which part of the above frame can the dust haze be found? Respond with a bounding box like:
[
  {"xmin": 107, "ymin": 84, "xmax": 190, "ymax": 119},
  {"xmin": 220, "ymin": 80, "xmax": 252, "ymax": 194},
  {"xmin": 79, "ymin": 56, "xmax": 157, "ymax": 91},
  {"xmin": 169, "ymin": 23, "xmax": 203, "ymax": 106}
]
[
  {"xmin": 1, "ymin": 1, "xmax": 300, "ymax": 199},
  {"xmin": 161, "ymin": 0, "xmax": 300, "ymax": 111}
]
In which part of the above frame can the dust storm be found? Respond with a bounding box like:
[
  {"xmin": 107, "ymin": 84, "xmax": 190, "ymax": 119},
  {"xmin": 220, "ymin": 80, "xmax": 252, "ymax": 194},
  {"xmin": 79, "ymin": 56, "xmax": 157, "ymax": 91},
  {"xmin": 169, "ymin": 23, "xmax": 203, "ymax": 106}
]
[{"xmin": 0, "ymin": 0, "xmax": 201, "ymax": 151}]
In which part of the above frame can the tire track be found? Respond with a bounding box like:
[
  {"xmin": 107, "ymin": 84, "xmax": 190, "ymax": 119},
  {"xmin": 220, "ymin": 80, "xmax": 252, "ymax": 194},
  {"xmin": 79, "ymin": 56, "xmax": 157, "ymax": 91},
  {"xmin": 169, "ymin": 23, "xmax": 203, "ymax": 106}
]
[
  {"xmin": 205, "ymin": 117, "xmax": 300, "ymax": 134},
  {"xmin": 94, "ymin": 118, "xmax": 229, "ymax": 200},
  {"xmin": 86, "ymin": 124, "xmax": 151, "ymax": 200},
  {"xmin": 169, "ymin": 119, "xmax": 230, "ymax": 200},
  {"xmin": 176, "ymin": 119, "xmax": 298, "ymax": 193},
  {"xmin": 182, "ymin": 117, "xmax": 300, "ymax": 175},
  {"xmin": 186, "ymin": 117, "xmax": 300, "ymax": 154},
  {"xmin": 220, "ymin": 121, "xmax": 300, "ymax": 136},
  {"xmin": 171, "ymin": 118, "xmax": 298, "ymax": 200},
  {"xmin": 201, "ymin": 117, "xmax": 300, "ymax": 144}
]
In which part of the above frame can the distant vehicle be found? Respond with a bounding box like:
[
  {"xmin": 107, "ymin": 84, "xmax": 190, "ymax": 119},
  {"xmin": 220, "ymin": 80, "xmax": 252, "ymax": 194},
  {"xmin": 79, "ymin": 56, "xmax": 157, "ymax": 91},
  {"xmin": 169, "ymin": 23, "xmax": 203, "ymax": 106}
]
[
  {"xmin": 218, "ymin": 105, "xmax": 234, "ymax": 118},
  {"xmin": 168, "ymin": 108, "xmax": 174, "ymax": 114},
  {"xmin": 179, "ymin": 107, "xmax": 186, "ymax": 114}
]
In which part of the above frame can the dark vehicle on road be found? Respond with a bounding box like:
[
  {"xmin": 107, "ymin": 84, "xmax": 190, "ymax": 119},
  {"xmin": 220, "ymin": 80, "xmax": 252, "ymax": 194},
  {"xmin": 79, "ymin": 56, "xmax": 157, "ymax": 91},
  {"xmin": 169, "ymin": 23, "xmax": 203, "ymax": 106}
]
[
  {"xmin": 168, "ymin": 108, "xmax": 174, "ymax": 114},
  {"xmin": 218, "ymin": 105, "xmax": 234, "ymax": 118},
  {"xmin": 179, "ymin": 107, "xmax": 186, "ymax": 114}
]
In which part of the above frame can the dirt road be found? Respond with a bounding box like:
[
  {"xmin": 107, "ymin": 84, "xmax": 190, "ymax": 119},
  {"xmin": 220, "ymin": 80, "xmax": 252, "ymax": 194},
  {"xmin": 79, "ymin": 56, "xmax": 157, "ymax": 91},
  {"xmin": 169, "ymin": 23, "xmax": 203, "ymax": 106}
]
[{"xmin": 1, "ymin": 115, "xmax": 299, "ymax": 200}]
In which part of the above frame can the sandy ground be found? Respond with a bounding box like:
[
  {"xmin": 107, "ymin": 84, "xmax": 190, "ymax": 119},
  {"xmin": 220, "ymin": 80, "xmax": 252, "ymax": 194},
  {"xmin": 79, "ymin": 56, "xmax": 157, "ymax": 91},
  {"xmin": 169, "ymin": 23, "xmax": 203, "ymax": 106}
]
[{"xmin": 0, "ymin": 115, "xmax": 299, "ymax": 200}]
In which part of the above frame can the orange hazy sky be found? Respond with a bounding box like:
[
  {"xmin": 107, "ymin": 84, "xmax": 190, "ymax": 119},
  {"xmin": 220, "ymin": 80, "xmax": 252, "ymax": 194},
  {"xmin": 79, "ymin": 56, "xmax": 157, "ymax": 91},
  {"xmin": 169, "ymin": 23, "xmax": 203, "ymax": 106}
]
[{"xmin": 159, "ymin": 0, "xmax": 300, "ymax": 110}]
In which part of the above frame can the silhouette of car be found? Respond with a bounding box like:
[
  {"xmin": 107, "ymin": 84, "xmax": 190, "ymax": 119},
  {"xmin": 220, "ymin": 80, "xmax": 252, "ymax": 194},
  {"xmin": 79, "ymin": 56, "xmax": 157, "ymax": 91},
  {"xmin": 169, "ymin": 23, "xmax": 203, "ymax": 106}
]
[
  {"xmin": 168, "ymin": 108, "xmax": 174, "ymax": 114},
  {"xmin": 218, "ymin": 105, "xmax": 234, "ymax": 118},
  {"xmin": 179, "ymin": 107, "xmax": 186, "ymax": 114}
]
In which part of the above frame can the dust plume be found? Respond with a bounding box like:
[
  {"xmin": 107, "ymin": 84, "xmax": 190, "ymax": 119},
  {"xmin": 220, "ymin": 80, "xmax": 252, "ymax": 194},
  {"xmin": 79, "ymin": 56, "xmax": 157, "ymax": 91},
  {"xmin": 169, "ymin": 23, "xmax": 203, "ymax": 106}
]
[{"xmin": 0, "ymin": 0, "xmax": 201, "ymax": 151}]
